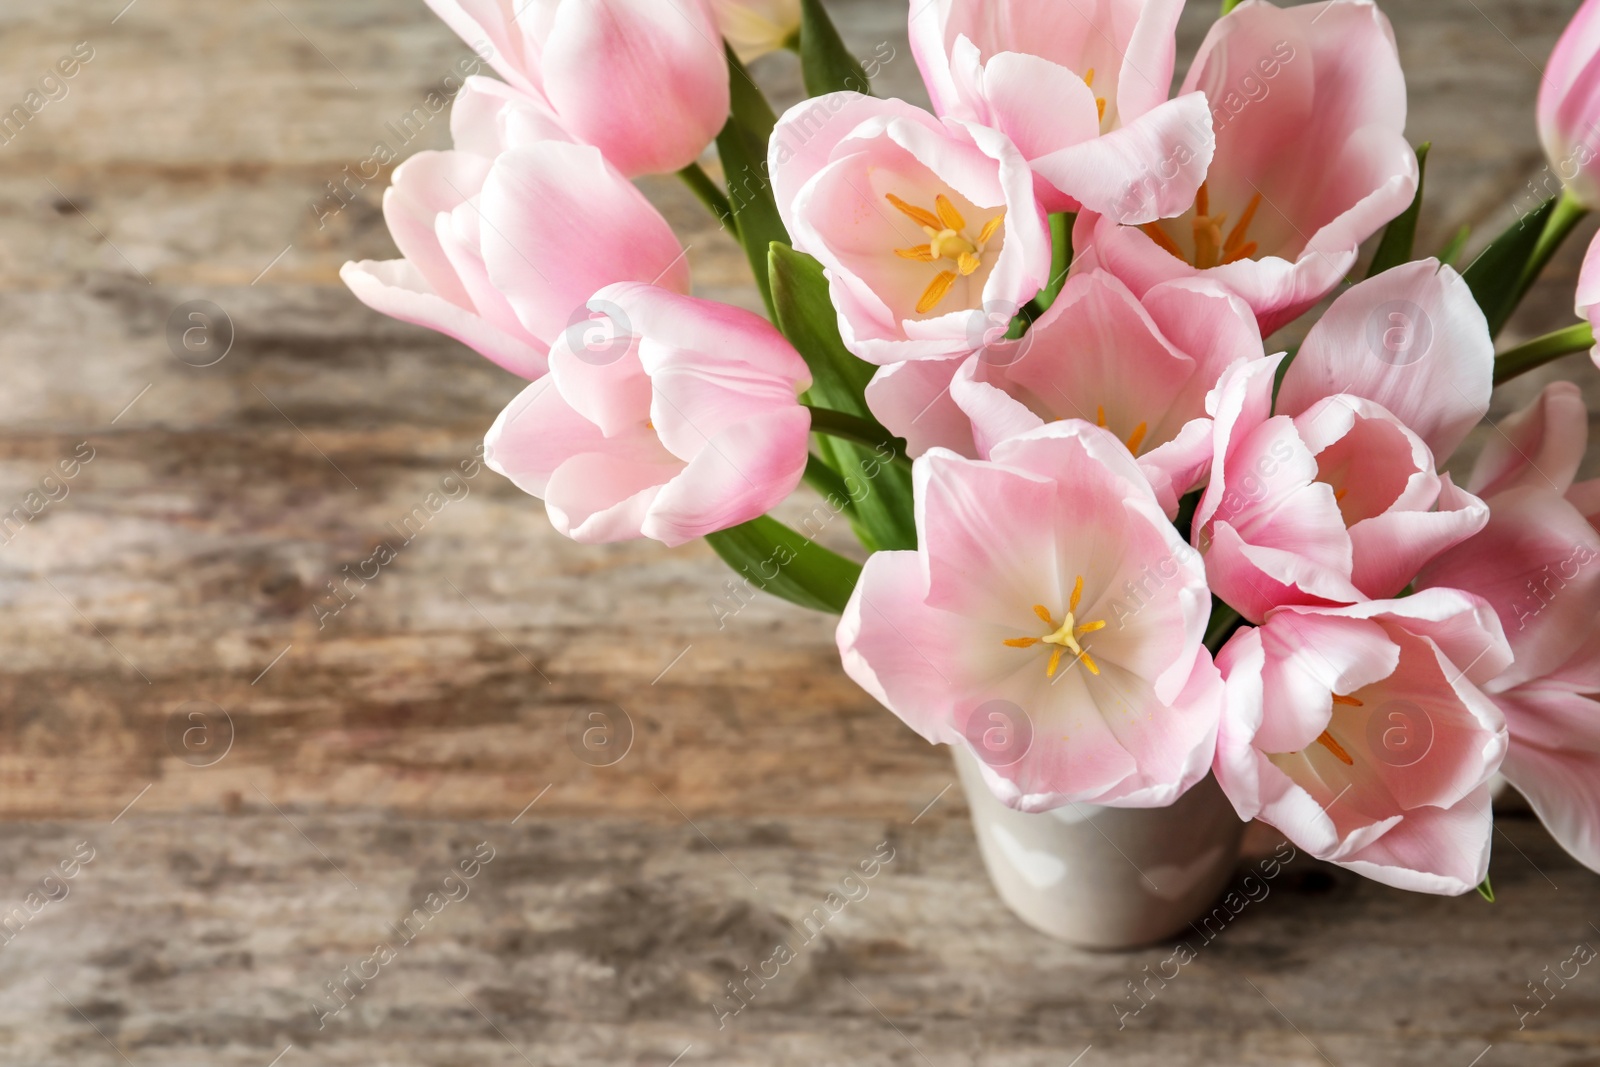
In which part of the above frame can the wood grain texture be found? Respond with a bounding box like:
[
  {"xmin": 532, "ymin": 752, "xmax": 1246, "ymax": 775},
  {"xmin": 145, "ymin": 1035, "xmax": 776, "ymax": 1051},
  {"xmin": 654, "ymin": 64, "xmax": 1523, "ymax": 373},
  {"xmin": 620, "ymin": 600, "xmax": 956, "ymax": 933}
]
[{"xmin": 1, "ymin": 0, "xmax": 1599, "ymax": 1063}]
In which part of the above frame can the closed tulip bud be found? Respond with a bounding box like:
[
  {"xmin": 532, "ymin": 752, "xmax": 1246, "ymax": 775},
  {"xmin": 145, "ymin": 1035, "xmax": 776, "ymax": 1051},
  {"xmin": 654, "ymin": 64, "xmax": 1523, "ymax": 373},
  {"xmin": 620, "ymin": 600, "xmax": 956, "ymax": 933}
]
[
  {"xmin": 425, "ymin": 0, "xmax": 730, "ymax": 177},
  {"xmin": 709, "ymin": 0, "xmax": 802, "ymax": 62},
  {"xmin": 1538, "ymin": 0, "xmax": 1600, "ymax": 208}
]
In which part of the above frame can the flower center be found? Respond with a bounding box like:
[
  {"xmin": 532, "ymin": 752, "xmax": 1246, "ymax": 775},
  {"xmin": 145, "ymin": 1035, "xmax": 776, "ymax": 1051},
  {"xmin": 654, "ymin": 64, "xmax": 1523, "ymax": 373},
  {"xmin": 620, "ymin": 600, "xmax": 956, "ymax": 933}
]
[
  {"xmin": 1313, "ymin": 693, "xmax": 1363, "ymax": 766},
  {"xmin": 1002, "ymin": 575, "xmax": 1106, "ymax": 678},
  {"xmin": 1140, "ymin": 182, "xmax": 1263, "ymax": 269},
  {"xmin": 1096, "ymin": 404, "xmax": 1148, "ymax": 456},
  {"xmin": 887, "ymin": 192, "xmax": 1005, "ymax": 315}
]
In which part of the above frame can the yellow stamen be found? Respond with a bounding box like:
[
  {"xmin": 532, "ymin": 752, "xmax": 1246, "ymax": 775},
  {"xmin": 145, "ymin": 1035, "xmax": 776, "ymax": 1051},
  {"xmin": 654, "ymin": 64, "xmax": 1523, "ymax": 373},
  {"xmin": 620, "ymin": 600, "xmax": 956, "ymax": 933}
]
[
  {"xmin": 1334, "ymin": 487, "xmax": 1349, "ymax": 503},
  {"xmin": 1316, "ymin": 730, "xmax": 1355, "ymax": 766},
  {"xmin": 886, "ymin": 192, "xmax": 942, "ymax": 230},
  {"xmin": 916, "ymin": 270, "xmax": 958, "ymax": 314},
  {"xmin": 1096, "ymin": 97, "xmax": 1106, "ymax": 122},
  {"xmin": 1141, "ymin": 222, "xmax": 1186, "ymax": 261},
  {"xmin": 1009, "ymin": 577, "xmax": 1107, "ymax": 679},
  {"xmin": 887, "ymin": 193, "xmax": 1005, "ymax": 314},
  {"xmin": 1224, "ymin": 193, "xmax": 1263, "ymax": 256},
  {"xmin": 1083, "ymin": 68, "xmax": 1095, "ymax": 88},
  {"xmin": 1151, "ymin": 182, "xmax": 1264, "ymax": 269},
  {"xmin": 1331, "ymin": 693, "xmax": 1364, "ymax": 707},
  {"xmin": 1125, "ymin": 421, "xmax": 1149, "ymax": 455},
  {"xmin": 1095, "ymin": 405, "xmax": 1107, "ymax": 429},
  {"xmin": 935, "ymin": 194, "xmax": 966, "ymax": 232}
]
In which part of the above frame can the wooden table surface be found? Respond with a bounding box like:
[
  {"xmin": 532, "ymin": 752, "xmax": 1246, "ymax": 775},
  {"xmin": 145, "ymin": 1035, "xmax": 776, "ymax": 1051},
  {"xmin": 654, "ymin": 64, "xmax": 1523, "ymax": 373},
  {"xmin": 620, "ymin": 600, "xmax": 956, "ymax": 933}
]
[{"xmin": 1, "ymin": 0, "xmax": 1598, "ymax": 1064}]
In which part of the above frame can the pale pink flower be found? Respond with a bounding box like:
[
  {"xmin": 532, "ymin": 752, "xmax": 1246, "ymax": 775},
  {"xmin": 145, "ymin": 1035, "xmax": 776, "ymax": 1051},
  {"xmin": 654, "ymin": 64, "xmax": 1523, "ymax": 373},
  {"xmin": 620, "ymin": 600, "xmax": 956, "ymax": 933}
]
[
  {"xmin": 1073, "ymin": 0, "xmax": 1418, "ymax": 335},
  {"xmin": 483, "ymin": 283, "xmax": 811, "ymax": 546},
  {"xmin": 342, "ymin": 80, "xmax": 690, "ymax": 380},
  {"xmin": 1215, "ymin": 592, "xmax": 1510, "ymax": 895},
  {"xmin": 1194, "ymin": 262, "xmax": 1493, "ymax": 622},
  {"xmin": 423, "ymin": 0, "xmax": 729, "ymax": 176},
  {"xmin": 1417, "ymin": 383, "xmax": 1600, "ymax": 873},
  {"xmin": 867, "ymin": 269, "xmax": 1262, "ymax": 513},
  {"xmin": 709, "ymin": 0, "xmax": 801, "ymax": 61},
  {"xmin": 1538, "ymin": 0, "xmax": 1600, "ymax": 209},
  {"xmin": 947, "ymin": 270, "xmax": 1263, "ymax": 513},
  {"xmin": 769, "ymin": 94, "xmax": 1052, "ymax": 364},
  {"xmin": 908, "ymin": 0, "xmax": 1213, "ymax": 221},
  {"xmin": 837, "ymin": 421, "xmax": 1223, "ymax": 811}
]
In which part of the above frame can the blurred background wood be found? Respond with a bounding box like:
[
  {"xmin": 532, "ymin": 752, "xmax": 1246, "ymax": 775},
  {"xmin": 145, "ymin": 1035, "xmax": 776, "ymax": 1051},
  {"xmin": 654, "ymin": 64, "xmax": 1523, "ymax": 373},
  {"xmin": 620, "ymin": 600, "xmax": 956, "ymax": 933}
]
[{"xmin": 0, "ymin": 0, "xmax": 1597, "ymax": 1064}]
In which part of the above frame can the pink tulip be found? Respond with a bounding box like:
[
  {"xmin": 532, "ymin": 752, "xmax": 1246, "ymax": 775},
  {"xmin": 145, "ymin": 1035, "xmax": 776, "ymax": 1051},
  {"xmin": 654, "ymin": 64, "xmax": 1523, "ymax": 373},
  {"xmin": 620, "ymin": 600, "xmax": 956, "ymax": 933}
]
[
  {"xmin": 1538, "ymin": 0, "xmax": 1600, "ymax": 209},
  {"xmin": 343, "ymin": 82, "xmax": 691, "ymax": 380},
  {"xmin": 769, "ymin": 94, "xmax": 1053, "ymax": 364},
  {"xmin": 1214, "ymin": 591, "xmax": 1511, "ymax": 895},
  {"xmin": 948, "ymin": 270, "xmax": 1263, "ymax": 513},
  {"xmin": 1194, "ymin": 262, "xmax": 1493, "ymax": 621},
  {"xmin": 423, "ymin": 0, "xmax": 730, "ymax": 177},
  {"xmin": 710, "ymin": 0, "xmax": 801, "ymax": 61},
  {"xmin": 1578, "ymin": 230, "xmax": 1600, "ymax": 369},
  {"xmin": 837, "ymin": 421, "xmax": 1223, "ymax": 811},
  {"xmin": 1072, "ymin": 0, "xmax": 1418, "ymax": 335},
  {"xmin": 1416, "ymin": 383, "xmax": 1600, "ymax": 873},
  {"xmin": 908, "ymin": 0, "xmax": 1213, "ymax": 222},
  {"xmin": 483, "ymin": 283, "xmax": 812, "ymax": 546}
]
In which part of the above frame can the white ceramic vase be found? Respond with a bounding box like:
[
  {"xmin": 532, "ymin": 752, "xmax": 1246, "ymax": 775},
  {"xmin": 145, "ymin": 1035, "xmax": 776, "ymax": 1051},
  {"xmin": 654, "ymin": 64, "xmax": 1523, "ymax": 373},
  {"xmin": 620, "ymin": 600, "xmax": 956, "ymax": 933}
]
[{"xmin": 953, "ymin": 747, "xmax": 1247, "ymax": 949}]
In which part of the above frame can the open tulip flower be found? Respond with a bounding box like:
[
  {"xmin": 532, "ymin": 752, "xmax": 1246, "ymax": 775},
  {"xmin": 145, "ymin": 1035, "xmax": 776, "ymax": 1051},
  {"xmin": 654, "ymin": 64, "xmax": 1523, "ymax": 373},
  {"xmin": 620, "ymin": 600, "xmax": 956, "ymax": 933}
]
[
  {"xmin": 423, "ymin": 0, "xmax": 729, "ymax": 177},
  {"xmin": 343, "ymin": 78, "xmax": 690, "ymax": 380},
  {"xmin": 950, "ymin": 270, "xmax": 1263, "ymax": 512},
  {"xmin": 1215, "ymin": 591, "xmax": 1511, "ymax": 895},
  {"xmin": 346, "ymin": 0, "xmax": 1600, "ymax": 904},
  {"xmin": 909, "ymin": 0, "xmax": 1213, "ymax": 221},
  {"xmin": 770, "ymin": 94, "xmax": 1052, "ymax": 364},
  {"xmin": 484, "ymin": 283, "xmax": 812, "ymax": 546},
  {"xmin": 1417, "ymin": 383, "xmax": 1600, "ymax": 873},
  {"xmin": 839, "ymin": 423, "xmax": 1222, "ymax": 810},
  {"xmin": 1194, "ymin": 262, "xmax": 1493, "ymax": 622},
  {"xmin": 1076, "ymin": 0, "xmax": 1418, "ymax": 335}
]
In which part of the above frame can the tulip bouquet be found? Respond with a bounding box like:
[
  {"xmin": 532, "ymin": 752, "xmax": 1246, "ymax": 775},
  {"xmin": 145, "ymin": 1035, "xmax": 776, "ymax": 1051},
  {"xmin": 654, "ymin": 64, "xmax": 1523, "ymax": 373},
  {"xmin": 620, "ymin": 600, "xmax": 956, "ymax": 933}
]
[{"xmin": 344, "ymin": 0, "xmax": 1600, "ymax": 901}]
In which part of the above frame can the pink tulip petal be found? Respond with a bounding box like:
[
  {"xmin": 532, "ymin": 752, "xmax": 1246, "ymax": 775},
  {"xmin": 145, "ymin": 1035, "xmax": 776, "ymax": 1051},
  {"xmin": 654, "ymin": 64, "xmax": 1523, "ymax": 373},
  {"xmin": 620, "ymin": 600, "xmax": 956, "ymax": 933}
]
[
  {"xmin": 865, "ymin": 356, "xmax": 976, "ymax": 458},
  {"xmin": 1498, "ymin": 685, "xmax": 1600, "ymax": 874},
  {"xmin": 341, "ymin": 259, "xmax": 548, "ymax": 379},
  {"xmin": 383, "ymin": 151, "xmax": 493, "ymax": 308},
  {"xmin": 541, "ymin": 0, "xmax": 729, "ymax": 176},
  {"xmin": 644, "ymin": 408, "xmax": 811, "ymax": 546},
  {"xmin": 1279, "ymin": 261, "xmax": 1492, "ymax": 460},
  {"xmin": 1339, "ymin": 787, "xmax": 1493, "ymax": 896},
  {"xmin": 1468, "ymin": 380, "xmax": 1589, "ymax": 498},
  {"xmin": 1418, "ymin": 485, "xmax": 1600, "ymax": 690},
  {"xmin": 479, "ymin": 141, "xmax": 689, "ymax": 350},
  {"xmin": 1033, "ymin": 94, "xmax": 1213, "ymax": 224}
]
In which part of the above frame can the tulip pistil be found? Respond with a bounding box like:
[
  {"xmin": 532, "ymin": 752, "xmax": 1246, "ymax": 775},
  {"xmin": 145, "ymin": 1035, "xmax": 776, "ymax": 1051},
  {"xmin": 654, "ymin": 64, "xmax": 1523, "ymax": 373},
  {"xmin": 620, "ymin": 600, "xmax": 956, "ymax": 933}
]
[
  {"xmin": 888, "ymin": 192, "xmax": 1005, "ymax": 314},
  {"xmin": 1002, "ymin": 575, "xmax": 1105, "ymax": 678},
  {"xmin": 1140, "ymin": 182, "xmax": 1263, "ymax": 269}
]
